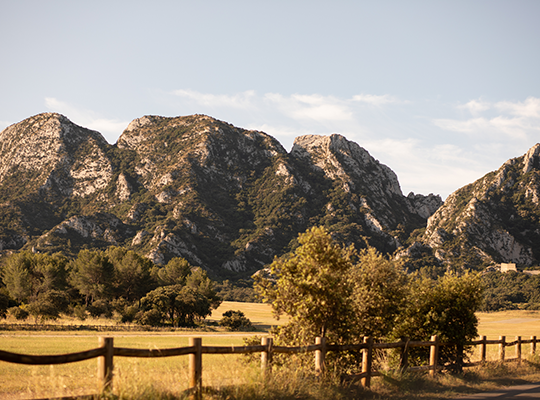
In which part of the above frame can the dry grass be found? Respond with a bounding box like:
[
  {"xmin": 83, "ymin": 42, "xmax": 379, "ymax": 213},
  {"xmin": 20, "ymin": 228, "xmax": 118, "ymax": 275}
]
[
  {"xmin": 208, "ymin": 300, "xmax": 289, "ymax": 330},
  {"xmin": 3, "ymin": 308, "xmax": 540, "ymax": 399}
]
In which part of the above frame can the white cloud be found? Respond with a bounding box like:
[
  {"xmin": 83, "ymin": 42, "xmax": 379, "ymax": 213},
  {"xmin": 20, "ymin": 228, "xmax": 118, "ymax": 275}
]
[
  {"xmin": 457, "ymin": 99, "xmax": 491, "ymax": 116},
  {"xmin": 172, "ymin": 89, "xmax": 257, "ymax": 109},
  {"xmin": 265, "ymin": 93, "xmax": 353, "ymax": 122},
  {"xmin": 495, "ymin": 97, "xmax": 540, "ymax": 118},
  {"xmin": 433, "ymin": 96, "xmax": 540, "ymax": 141},
  {"xmin": 433, "ymin": 117, "xmax": 490, "ymax": 133},
  {"xmin": 45, "ymin": 97, "xmax": 129, "ymax": 143},
  {"xmin": 352, "ymin": 94, "xmax": 400, "ymax": 106}
]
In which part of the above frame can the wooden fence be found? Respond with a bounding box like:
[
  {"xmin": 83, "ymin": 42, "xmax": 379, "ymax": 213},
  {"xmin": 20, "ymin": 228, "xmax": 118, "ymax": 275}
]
[{"xmin": 0, "ymin": 335, "xmax": 537, "ymax": 399}]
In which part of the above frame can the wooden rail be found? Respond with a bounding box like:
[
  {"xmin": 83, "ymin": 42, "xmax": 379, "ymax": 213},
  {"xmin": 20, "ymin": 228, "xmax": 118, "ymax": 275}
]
[{"xmin": 0, "ymin": 334, "xmax": 537, "ymax": 398}]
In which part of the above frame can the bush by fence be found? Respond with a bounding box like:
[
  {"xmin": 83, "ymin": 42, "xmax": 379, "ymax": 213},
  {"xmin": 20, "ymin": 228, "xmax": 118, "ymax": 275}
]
[{"xmin": 0, "ymin": 334, "xmax": 537, "ymax": 398}]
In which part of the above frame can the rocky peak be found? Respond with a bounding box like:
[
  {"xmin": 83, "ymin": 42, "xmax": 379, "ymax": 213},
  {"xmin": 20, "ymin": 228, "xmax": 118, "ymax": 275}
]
[
  {"xmin": 0, "ymin": 113, "xmax": 112, "ymax": 197},
  {"xmin": 1, "ymin": 112, "xmax": 445, "ymax": 277},
  {"xmin": 523, "ymin": 143, "xmax": 540, "ymax": 174},
  {"xmin": 407, "ymin": 192, "xmax": 443, "ymax": 220},
  {"xmin": 418, "ymin": 143, "xmax": 540, "ymax": 268},
  {"xmin": 291, "ymin": 134, "xmax": 403, "ymax": 196}
]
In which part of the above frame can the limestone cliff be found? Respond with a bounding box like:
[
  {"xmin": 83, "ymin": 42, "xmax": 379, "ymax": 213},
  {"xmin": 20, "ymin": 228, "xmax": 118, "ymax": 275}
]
[
  {"xmin": 419, "ymin": 143, "xmax": 540, "ymax": 268},
  {"xmin": 0, "ymin": 113, "xmax": 443, "ymax": 277}
]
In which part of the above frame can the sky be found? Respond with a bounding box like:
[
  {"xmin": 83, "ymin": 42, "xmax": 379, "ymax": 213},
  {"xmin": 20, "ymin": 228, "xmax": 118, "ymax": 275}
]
[{"xmin": 1, "ymin": 1, "xmax": 539, "ymax": 199}]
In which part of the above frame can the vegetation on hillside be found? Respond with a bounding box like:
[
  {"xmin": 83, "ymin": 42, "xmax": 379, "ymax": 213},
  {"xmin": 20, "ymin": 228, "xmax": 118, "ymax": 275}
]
[
  {"xmin": 0, "ymin": 247, "xmax": 222, "ymax": 327},
  {"xmin": 255, "ymin": 226, "xmax": 484, "ymax": 373}
]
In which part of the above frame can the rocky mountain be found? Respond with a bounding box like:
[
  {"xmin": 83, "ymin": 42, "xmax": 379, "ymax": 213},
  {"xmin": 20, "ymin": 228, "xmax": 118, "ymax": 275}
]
[
  {"xmin": 0, "ymin": 112, "xmax": 442, "ymax": 278},
  {"xmin": 411, "ymin": 143, "xmax": 540, "ymax": 269}
]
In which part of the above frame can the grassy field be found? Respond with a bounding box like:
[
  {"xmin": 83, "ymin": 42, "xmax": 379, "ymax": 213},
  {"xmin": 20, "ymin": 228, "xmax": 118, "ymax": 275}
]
[{"xmin": 2, "ymin": 305, "xmax": 540, "ymax": 399}]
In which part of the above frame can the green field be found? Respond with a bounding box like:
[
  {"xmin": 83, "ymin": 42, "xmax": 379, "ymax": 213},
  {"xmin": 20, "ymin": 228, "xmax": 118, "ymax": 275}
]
[{"xmin": 2, "ymin": 305, "xmax": 540, "ymax": 399}]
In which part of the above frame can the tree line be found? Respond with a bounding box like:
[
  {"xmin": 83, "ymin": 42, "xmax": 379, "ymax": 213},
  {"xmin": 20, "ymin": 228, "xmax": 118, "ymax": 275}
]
[
  {"xmin": 0, "ymin": 247, "xmax": 221, "ymax": 326},
  {"xmin": 254, "ymin": 226, "xmax": 484, "ymax": 372}
]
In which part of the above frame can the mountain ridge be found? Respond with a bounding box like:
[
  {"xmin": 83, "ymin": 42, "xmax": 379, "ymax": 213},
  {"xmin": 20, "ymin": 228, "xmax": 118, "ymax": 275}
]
[{"xmin": 2, "ymin": 112, "xmax": 537, "ymax": 277}]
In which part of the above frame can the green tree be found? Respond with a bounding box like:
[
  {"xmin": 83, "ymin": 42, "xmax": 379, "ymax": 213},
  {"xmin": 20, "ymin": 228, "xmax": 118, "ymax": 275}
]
[
  {"xmin": 0, "ymin": 288, "xmax": 10, "ymax": 319},
  {"xmin": 157, "ymin": 257, "xmax": 192, "ymax": 286},
  {"xmin": 69, "ymin": 249, "xmax": 114, "ymax": 306},
  {"xmin": 255, "ymin": 226, "xmax": 356, "ymax": 343},
  {"xmin": 351, "ymin": 247, "xmax": 409, "ymax": 339},
  {"xmin": 185, "ymin": 267, "xmax": 221, "ymax": 310},
  {"xmin": 106, "ymin": 246, "xmax": 156, "ymax": 302},
  {"xmin": 26, "ymin": 290, "xmax": 70, "ymax": 323},
  {"xmin": 1, "ymin": 251, "xmax": 69, "ymax": 303},
  {"xmin": 394, "ymin": 271, "xmax": 483, "ymax": 371},
  {"xmin": 220, "ymin": 310, "xmax": 252, "ymax": 331},
  {"xmin": 138, "ymin": 284, "xmax": 214, "ymax": 327}
]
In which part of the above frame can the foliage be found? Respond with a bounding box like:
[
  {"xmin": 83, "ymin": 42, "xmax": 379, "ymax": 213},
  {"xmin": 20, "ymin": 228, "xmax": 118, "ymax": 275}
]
[
  {"xmin": 8, "ymin": 306, "xmax": 28, "ymax": 320},
  {"xmin": 219, "ymin": 310, "xmax": 252, "ymax": 331},
  {"xmin": 255, "ymin": 226, "xmax": 356, "ymax": 343},
  {"xmin": 351, "ymin": 247, "xmax": 409, "ymax": 338},
  {"xmin": 256, "ymin": 226, "xmax": 484, "ymax": 373},
  {"xmin": 26, "ymin": 289, "xmax": 70, "ymax": 323},
  {"xmin": 1, "ymin": 251, "xmax": 69, "ymax": 303},
  {"xmin": 481, "ymin": 270, "xmax": 540, "ymax": 311},
  {"xmin": 69, "ymin": 249, "xmax": 114, "ymax": 305},
  {"xmin": 157, "ymin": 257, "xmax": 192, "ymax": 286},
  {"xmin": 137, "ymin": 263, "xmax": 221, "ymax": 327},
  {"xmin": 215, "ymin": 279, "xmax": 259, "ymax": 302},
  {"xmin": 106, "ymin": 246, "xmax": 156, "ymax": 302},
  {"xmin": 394, "ymin": 271, "xmax": 484, "ymax": 371},
  {"xmin": 0, "ymin": 288, "xmax": 10, "ymax": 319},
  {"xmin": 138, "ymin": 284, "xmax": 211, "ymax": 327}
]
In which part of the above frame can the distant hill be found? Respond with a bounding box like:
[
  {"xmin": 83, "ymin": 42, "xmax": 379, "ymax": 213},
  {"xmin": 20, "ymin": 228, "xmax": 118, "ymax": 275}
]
[
  {"xmin": 413, "ymin": 144, "xmax": 540, "ymax": 269},
  {"xmin": 5, "ymin": 113, "xmax": 538, "ymax": 277},
  {"xmin": 0, "ymin": 113, "xmax": 445, "ymax": 278}
]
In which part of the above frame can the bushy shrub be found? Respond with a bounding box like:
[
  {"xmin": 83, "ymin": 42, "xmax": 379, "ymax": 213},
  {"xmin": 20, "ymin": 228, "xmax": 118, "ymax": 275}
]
[
  {"xmin": 220, "ymin": 310, "xmax": 252, "ymax": 331},
  {"xmin": 72, "ymin": 304, "xmax": 88, "ymax": 321},
  {"xmin": 8, "ymin": 306, "xmax": 29, "ymax": 320},
  {"xmin": 87, "ymin": 299, "xmax": 112, "ymax": 318}
]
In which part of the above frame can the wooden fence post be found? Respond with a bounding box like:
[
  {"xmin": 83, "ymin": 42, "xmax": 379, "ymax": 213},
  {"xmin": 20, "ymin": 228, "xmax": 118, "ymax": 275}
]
[
  {"xmin": 516, "ymin": 336, "xmax": 522, "ymax": 363},
  {"xmin": 499, "ymin": 336, "xmax": 506, "ymax": 362},
  {"xmin": 98, "ymin": 337, "xmax": 114, "ymax": 392},
  {"xmin": 480, "ymin": 336, "xmax": 487, "ymax": 363},
  {"xmin": 189, "ymin": 337, "xmax": 202, "ymax": 400},
  {"xmin": 532, "ymin": 336, "xmax": 537, "ymax": 357},
  {"xmin": 261, "ymin": 337, "xmax": 273, "ymax": 378},
  {"xmin": 429, "ymin": 335, "xmax": 439, "ymax": 376},
  {"xmin": 400, "ymin": 337, "xmax": 409, "ymax": 372},
  {"xmin": 315, "ymin": 336, "xmax": 326, "ymax": 376},
  {"xmin": 361, "ymin": 337, "xmax": 373, "ymax": 388}
]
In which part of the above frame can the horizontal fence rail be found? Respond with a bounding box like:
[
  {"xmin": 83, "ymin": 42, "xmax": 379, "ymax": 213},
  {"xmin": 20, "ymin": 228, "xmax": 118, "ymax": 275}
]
[{"xmin": 0, "ymin": 334, "xmax": 537, "ymax": 398}]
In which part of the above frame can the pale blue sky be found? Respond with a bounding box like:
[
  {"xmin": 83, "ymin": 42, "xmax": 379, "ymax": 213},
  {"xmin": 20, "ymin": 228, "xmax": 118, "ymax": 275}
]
[{"xmin": 1, "ymin": 0, "xmax": 539, "ymax": 199}]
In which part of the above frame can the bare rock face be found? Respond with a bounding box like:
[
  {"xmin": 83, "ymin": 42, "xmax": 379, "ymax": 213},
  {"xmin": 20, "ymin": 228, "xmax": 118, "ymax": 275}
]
[
  {"xmin": 0, "ymin": 113, "xmax": 113, "ymax": 198},
  {"xmin": 420, "ymin": 143, "xmax": 540, "ymax": 267},
  {"xmin": 290, "ymin": 134, "xmax": 437, "ymax": 241},
  {"xmin": 0, "ymin": 112, "xmax": 444, "ymax": 276},
  {"xmin": 407, "ymin": 192, "xmax": 443, "ymax": 220},
  {"xmin": 291, "ymin": 134, "xmax": 402, "ymax": 196}
]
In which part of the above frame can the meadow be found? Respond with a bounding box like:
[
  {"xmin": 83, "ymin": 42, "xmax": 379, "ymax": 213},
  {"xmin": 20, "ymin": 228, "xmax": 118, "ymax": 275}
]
[{"xmin": 2, "ymin": 304, "xmax": 540, "ymax": 399}]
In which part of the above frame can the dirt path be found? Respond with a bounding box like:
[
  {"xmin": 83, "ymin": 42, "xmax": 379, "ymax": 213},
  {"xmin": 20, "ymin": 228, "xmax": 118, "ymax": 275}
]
[{"xmin": 452, "ymin": 382, "xmax": 540, "ymax": 399}]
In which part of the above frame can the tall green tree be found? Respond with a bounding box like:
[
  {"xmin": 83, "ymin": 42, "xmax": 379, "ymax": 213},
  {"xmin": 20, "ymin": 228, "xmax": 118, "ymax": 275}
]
[
  {"xmin": 255, "ymin": 226, "xmax": 356, "ymax": 343},
  {"xmin": 351, "ymin": 247, "xmax": 409, "ymax": 338},
  {"xmin": 394, "ymin": 271, "xmax": 483, "ymax": 370},
  {"xmin": 1, "ymin": 251, "xmax": 68, "ymax": 303},
  {"xmin": 106, "ymin": 246, "xmax": 156, "ymax": 302},
  {"xmin": 69, "ymin": 249, "xmax": 114, "ymax": 305},
  {"xmin": 157, "ymin": 257, "xmax": 192, "ymax": 286}
]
